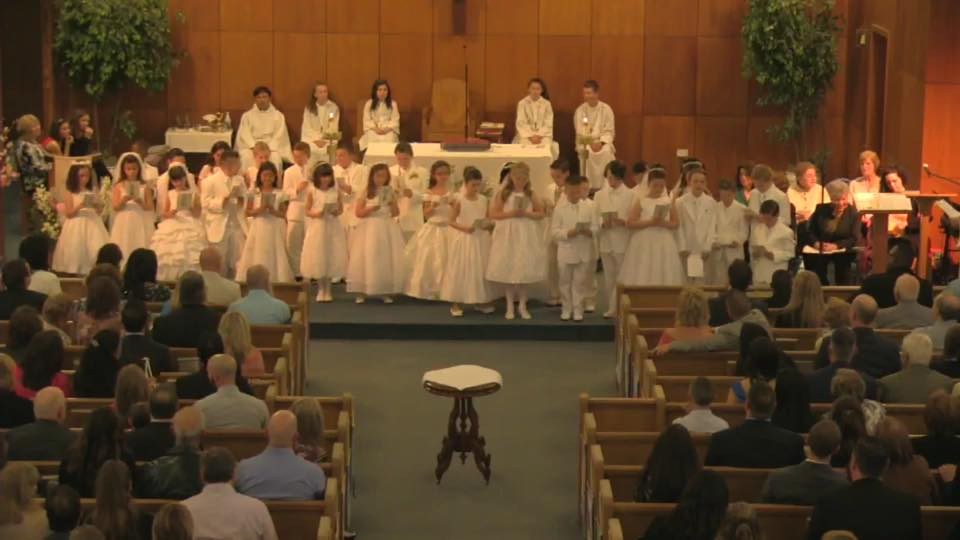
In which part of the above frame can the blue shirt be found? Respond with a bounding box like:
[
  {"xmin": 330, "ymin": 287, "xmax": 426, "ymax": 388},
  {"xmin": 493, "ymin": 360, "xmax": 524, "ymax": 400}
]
[
  {"xmin": 235, "ymin": 447, "xmax": 326, "ymax": 500},
  {"xmin": 228, "ymin": 289, "xmax": 291, "ymax": 325}
]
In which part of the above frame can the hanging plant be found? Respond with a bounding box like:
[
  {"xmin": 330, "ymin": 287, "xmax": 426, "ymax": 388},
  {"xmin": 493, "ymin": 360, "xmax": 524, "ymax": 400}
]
[{"xmin": 742, "ymin": 0, "xmax": 842, "ymax": 166}]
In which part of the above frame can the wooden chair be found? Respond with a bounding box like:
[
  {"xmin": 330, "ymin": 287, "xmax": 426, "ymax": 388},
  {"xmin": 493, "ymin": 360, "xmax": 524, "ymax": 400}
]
[{"xmin": 420, "ymin": 78, "xmax": 471, "ymax": 142}]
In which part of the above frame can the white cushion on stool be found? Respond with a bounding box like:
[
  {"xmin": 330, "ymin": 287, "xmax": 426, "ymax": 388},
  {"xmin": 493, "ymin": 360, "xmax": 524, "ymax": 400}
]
[{"xmin": 422, "ymin": 364, "xmax": 503, "ymax": 392}]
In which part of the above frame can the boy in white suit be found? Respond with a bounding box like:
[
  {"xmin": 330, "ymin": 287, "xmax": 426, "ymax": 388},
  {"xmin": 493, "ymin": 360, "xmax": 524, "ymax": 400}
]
[
  {"xmin": 544, "ymin": 159, "xmax": 571, "ymax": 305},
  {"xmin": 751, "ymin": 200, "xmax": 796, "ymax": 286},
  {"xmin": 707, "ymin": 180, "xmax": 749, "ymax": 285},
  {"xmin": 747, "ymin": 163, "xmax": 790, "ymax": 229},
  {"xmin": 389, "ymin": 142, "xmax": 429, "ymax": 242},
  {"xmin": 201, "ymin": 150, "xmax": 248, "ymax": 278},
  {"xmin": 551, "ymin": 175, "xmax": 599, "ymax": 321},
  {"xmin": 594, "ymin": 160, "xmax": 634, "ymax": 317},
  {"xmin": 676, "ymin": 170, "xmax": 717, "ymax": 285},
  {"xmin": 283, "ymin": 142, "xmax": 312, "ymax": 276}
]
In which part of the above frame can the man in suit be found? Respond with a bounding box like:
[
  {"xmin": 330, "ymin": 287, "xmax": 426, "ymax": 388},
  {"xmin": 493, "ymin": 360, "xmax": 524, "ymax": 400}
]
[
  {"xmin": 704, "ymin": 380, "xmax": 805, "ymax": 468},
  {"xmin": 119, "ymin": 299, "xmax": 175, "ymax": 373},
  {"xmin": 911, "ymin": 293, "xmax": 960, "ymax": 350},
  {"xmin": 879, "ymin": 332, "xmax": 955, "ymax": 403},
  {"xmin": 199, "ymin": 247, "xmax": 241, "ymax": 307},
  {"xmin": 663, "ymin": 290, "xmax": 770, "ymax": 353},
  {"xmin": 152, "ymin": 272, "xmax": 221, "ymax": 349},
  {"xmin": 807, "ymin": 327, "xmax": 878, "ymax": 402},
  {"xmin": 761, "ymin": 419, "xmax": 848, "ymax": 504},
  {"xmin": 708, "ymin": 259, "xmax": 768, "ymax": 326},
  {"xmin": 125, "ymin": 385, "xmax": 177, "ymax": 461},
  {"xmin": 875, "ymin": 274, "xmax": 934, "ymax": 330},
  {"xmin": 815, "ymin": 294, "xmax": 901, "ymax": 377},
  {"xmin": 6, "ymin": 387, "xmax": 75, "ymax": 461},
  {"xmin": 856, "ymin": 243, "xmax": 933, "ymax": 308},
  {"xmin": 806, "ymin": 436, "xmax": 922, "ymax": 540},
  {"xmin": 0, "ymin": 259, "xmax": 47, "ymax": 319}
]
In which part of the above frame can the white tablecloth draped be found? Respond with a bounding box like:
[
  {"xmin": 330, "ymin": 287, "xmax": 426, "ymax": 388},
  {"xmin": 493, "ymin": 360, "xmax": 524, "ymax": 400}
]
[{"xmin": 164, "ymin": 129, "xmax": 231, "ymax": 153}]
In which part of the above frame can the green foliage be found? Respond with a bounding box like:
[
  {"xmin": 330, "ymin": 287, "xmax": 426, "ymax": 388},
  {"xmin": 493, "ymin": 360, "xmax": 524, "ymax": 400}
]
[{"xmin": 742, "ymin": 0, "xmax": 842, "ymax": 150}]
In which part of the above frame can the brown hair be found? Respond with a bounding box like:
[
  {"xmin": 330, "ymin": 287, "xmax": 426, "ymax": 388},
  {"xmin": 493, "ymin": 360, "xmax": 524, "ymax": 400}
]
[
  {"xmin": 114, "ymin": 364, "xmax": 149, "ymax": 421},
  {"xmin": 923, "ymin": 391, "xmax": 959, "ymax": 439},
  {"xmin": 859, "ymin": 150, "xmax": 880, "ymax": 170},
  {"xmin": 91, "ymin": 460, "xmax": 138, "ymax": 540},
  {"xmin": 876, "ymin": 416, "xmax": 915, "ymax": 467},
  {"xmin": 500, "ymin": 162, "xmax": 533, "ymax": 202},
  {"xmin": 782, "ymin": 270, "xmax": 824, "ymax": 328},
  {"xmin": 151, "ymin": 503, "xmax": 193, "ymax": 540},
  {"xmin": 365, "ymin": 163, "xmax": 391, "ymax": 199},
  {"xmin": 821, "ymin": 297, "xmax": 851, "ymax": 329},
  {"xmin": 291, "ymin": 398, "xmax": 327, "ymax": 450}
]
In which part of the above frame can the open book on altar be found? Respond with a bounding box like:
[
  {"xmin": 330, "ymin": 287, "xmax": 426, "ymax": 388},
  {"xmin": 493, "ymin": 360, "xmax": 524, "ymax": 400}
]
[
  {"xmin": 852, "ymin": 192, "xmax": 913, "ymax": 212},
  {"xmin": 802, "ymin": 245, "xmax": 847, "ymax": 255}
]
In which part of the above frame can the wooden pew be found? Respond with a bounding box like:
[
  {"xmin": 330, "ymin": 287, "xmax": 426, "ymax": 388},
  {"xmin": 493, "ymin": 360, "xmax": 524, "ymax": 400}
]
[
  {"xmin": 811, "ymin": 402, "xmax": 927, "ymax": 434},
  {"xmin": 59, "ymin": 371, "xmax": 277, "ymax": 401}
]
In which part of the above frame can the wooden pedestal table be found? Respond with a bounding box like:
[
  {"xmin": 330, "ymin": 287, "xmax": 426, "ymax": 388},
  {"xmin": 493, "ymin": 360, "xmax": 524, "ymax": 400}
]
[{"xmin": 422, "ymin": 364, "xmax": 502, "ymax": 484}]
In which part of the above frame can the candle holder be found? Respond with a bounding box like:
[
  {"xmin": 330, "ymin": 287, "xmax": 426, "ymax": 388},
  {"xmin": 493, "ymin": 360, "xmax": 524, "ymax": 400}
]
[{"xmin": 324, "ymin": 131, "xmax": 342, "ymax": 164}]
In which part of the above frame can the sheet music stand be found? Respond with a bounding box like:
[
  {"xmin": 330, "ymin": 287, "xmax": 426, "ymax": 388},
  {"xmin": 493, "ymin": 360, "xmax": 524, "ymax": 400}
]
[
  {"xmin": 908, "ymin": 193, "xmax": 959, "ymax": 278},
  {"xmin": 858, "ymin": 209, "xmax": 909, "ymax": 273}
]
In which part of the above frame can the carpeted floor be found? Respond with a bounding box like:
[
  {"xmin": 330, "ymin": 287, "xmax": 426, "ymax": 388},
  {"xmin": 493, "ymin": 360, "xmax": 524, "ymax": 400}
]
[{"xmin": 306, "ymin": 339, "xmax": 615, "ymax": 540}]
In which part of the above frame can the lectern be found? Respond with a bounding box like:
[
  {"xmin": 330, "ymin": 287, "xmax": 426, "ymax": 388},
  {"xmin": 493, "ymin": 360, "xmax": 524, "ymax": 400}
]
[{"xmin": 909, "ymin": 193, "xmax": 959, "ymax": 277}]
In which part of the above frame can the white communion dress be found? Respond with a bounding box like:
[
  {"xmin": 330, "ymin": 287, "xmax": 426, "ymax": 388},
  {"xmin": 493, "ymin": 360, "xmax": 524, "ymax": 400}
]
[
  {"xmin": 299, "ymin": 186, "xmax": 347, "ymax": 281},
  {"xmin": 151, "ymin": 189, "xmax": 207, "ymax": 281},
  {"xmin": 52, "ymin": 191, "xmax": 110, "ymax": 275},
  {"xmin": 403, "ymin": 191, "xmax": 455, "ymax": 300}
]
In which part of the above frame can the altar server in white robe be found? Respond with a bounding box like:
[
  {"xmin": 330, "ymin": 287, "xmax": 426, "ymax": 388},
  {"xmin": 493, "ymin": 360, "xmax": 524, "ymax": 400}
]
[
  {"xmin": 574, "ymin": 80, "xmax": 616, "ymax": 191},
  {"xmin": 594, "ymin": 161, "xmax": 635, "ymax": 318},
  {"xmin": 675, "ymin": 170, "xmax": 717, "ymax": 285},
  {"xmin": 707, "ymin": 179, "xmax": 750, "ymax": 286},
  {"xmin": 513, "ymin": 78, "xmax": 559, "ymax": 159},
  {"xmin": 201, "ymin": 150, "xmax": 249, "ymax": 278},
  {"xmin": 750, "ymin": 200, "xmax": 796, "ymax": 286},
  {"xmin": 333, "ymin": 143, "xmax": 369, "ymax": 246},
  {"xmin": 358, "ymin": 79, "xmax": 400, "ymax": 152},
  {"xmin": 283, "ymin": 142, "xmax": 312, "ymax": 277},
  {"xmin": 551, "ymin": 175, "xmax": 599, "ymax": 322},
  {"xmin": 390, "ymin": 142, "xmax": 429, "ymax": 242},
  {"xmin": 300, "ymin": 82, "xmax": 340, "ymax": 167},
  {"xmin": 234, "ymin": 86, "xmax": 293, "ymax": 170}
]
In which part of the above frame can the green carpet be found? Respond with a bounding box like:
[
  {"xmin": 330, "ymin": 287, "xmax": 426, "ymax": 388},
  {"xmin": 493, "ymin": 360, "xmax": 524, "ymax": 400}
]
[{"xmin": 306, "ymin": 339, "xmax": 616, "ymax": 540}]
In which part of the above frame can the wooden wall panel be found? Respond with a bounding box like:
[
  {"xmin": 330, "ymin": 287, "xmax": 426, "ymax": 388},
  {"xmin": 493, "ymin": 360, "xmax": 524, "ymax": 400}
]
[
  {"xmin": 433, "ymin": 35, "xmax": 485, "ymax": 114},
  {"xmin": 273, "ymin": 0, "xmax": 325, "ymax": 33},
  {"xmin": 641, "ymin": 116, "xmax": 696, "ymax": 178},
  {"xmin": 169, "ymin": 0, "xmax": 221, "ymax": 31},
  {"xmin": 746, "ymin": 117, "xmax": 793, "ymax": 170},
  {"xmin": 326, "ymin": 0, "xmax": 379, "ymax": 33},
  {"xmin": 380, "ymin": 34, "xmax": 434, "ymax": 109},
  {"xmin": 697, "ymin": 0, "xmax": 745, "ymax": 37},
  {"xmin": 433, "ymin": 0, "xmax": 486, "ymax": 35},
  {"xmin": 538, "ymin": 0, "xmax": 591, "ymax": 36},
  {"xmin": 645, "ymin": 0, "xmax": 699, "ymax": 37},
  {"xmin": 484, "ymin": 35, "xmax": 538, "ymax": 111},
  {"xmin": 590, "ymin": 37, "xmax": 644, "ymax": 115},
  {"xmin": 486, "ymin": 0, "xmax": 538, "ymax": 35},
  {"xmin": 615, "ymin": 113, "xmax": 644, "ymax": 165},
  {"xmin": 822, "ymin": 34, "xmax": 847, "ymax": 117},
  {"xmin": 926, "ymin": 0, "xmax": 960, "ymax": 84},
  {"xmin": 325, "ymin": 34, "xmax": 380, "ymax": 119},
  {"xmin": 696, "ymin": 37, "xmax": 747, "ymax": 116},
  {"xmin": 220, "ymin": 0, "xmax": 273, "ymax": 31},
  {"xmin": 273, "ymin": 33, "xmax": 326, "ymax": 138},
  {"xmin": 802, "ymin": 116, "xmax": 846, "ymax": 178},
  {"xmin": 592, "ymin": 0, "xmax": 644, "ymax": 36},
  {"xmin": 381, "ymin": 0, "xmax": 432, "ymax": 33},
  {"xmin": 537, "ymin": 36, "xmax": 591, "ymax": 110},
  {"xmin": 219, "ymin": 32, "xmax": 274, "ymax": 110},
  {"xmin": 643, "ymin": 37, "xmax": 697, "ymax": 115},
  {"xmin": 170, "ymin": 31, "xmax": 221, "ymax": 115},
  {"xmin": 694, "ymin": 117, "xmax": 747, "ymax": 186}
]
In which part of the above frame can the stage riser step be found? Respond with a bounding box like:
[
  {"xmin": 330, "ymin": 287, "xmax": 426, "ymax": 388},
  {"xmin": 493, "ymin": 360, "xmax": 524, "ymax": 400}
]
[{"xmin": 309, "ymin": 322, "xmax": 613, "ymax": 342}]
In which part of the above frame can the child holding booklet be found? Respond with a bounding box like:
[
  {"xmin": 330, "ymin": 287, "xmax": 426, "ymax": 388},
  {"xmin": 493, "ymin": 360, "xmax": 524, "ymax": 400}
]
[
  {"xmin": 551, "ymin": 175, "xmax": 599, "ymax": 321},
  {"xmin": 750, "ymin": 200, "xmax": 795, "ymax": 286},
  {"xmin": 151, "ymin": 167, "xmax": 206, "ymax": 280},
  {"xmin": 675, "ymin": 169, "xmax": 716, "ymax": 285},
  {"xmin": 707, "ymin": 179, "xmax": 749, "ymax": 285},
  {"xmin": 486, "ymin": 162, "xmax": 546, "ymax": 320},
  {"xmin": 52, "ymin": 163, "xmax": 109, "ymax": 275},
  {"xmin": 198, "ymin": 140, "xmax": 231, "ymax": 182},
  {"xmin": 300, "ymin": 163, "xmax": 346, "ymax": 302},
  {"xmin": 346, "ymin": 163, "xmax": 405, "ymax": 303},
  {"xmin": 245, "ymin": 142, "xmax": 272, "ymax": 189},
  {"xmin": 543, "ymin": 158, "xmax": 571, "ymax": 306},
  {"xmin": 110, "ymin": 152, "xmax": 155, "ymax": 265},
  {"xmin": 594, "ymin": 160, "xmax": 634, "ymax": 317},
  {"xmin": 440, "ymin": 167, "xmax": 494, "ymax": 317},
  {"xmin": 618, "ymin": 165, "xmax": 683, "ymax": 286},
  {"xmin": 236, "ymin": 162, "xmax": 294, "ymax": 282},
  {"xmin": 201, "ymin": 150, "xmax": 248, "ymax": 278},
  {"xmin": 283, "ymin": 142, "xmax": 312, "ymax": 277},
  {"xmin": 404, "ymin": 161, "xmax": 455, "ymax": 300}
]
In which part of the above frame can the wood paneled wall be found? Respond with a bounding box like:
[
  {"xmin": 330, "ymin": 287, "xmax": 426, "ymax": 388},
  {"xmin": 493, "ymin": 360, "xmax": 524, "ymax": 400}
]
[{"xmin": 53, "ymin": 0, "xmax": 854, "ymax": 185}]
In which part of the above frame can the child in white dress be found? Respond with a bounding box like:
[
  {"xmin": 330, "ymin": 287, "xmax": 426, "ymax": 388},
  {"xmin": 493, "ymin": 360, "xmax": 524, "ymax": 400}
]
[
  {"xmin": 440, "ymin": 167, "xmax": 494, "ymax": 317},
  {"xmin": 151, "ymin": 166, "xmax": 206, "ymax": 280},
  {"xmin": 198, "ymin": 140, "xmax": 231, "ymax": 182},
  {"xmin": 110, "ymin": 152, "xmax": 155, "ymax": 267},
  {"xmin": 404, "ymin": 161, "xmax": 454, "ymax": 300},
  {"xmin": 346, "ymin": 163, "xmax": 405, "ymax": 303},
  {"xmin": 675, "ymin": 169, "xmax": 717, "ymax": 285},
  {"xmin": 235, "ymin": 162, "xmax": 294, "ymax": 282},
  {"xmin": 52, "ymin": 163, "xmax": 109, "ymax": 275},
  {"xmin": 486, "ymin": 162, "xmax": 546, "ymax": 320},
  {"xmin": 300, "ymin": 163, "xmax": 347, "ymax": 302},
  {"xmin": 618, "ymin": 166, "xmax": 684, "ymax": 286}
]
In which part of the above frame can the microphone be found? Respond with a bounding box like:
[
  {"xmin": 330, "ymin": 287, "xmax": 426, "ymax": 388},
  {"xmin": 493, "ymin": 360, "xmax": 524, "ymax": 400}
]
[{"xmin": 924, "ymin": 163, "xmax": 960, "ymax": 186}]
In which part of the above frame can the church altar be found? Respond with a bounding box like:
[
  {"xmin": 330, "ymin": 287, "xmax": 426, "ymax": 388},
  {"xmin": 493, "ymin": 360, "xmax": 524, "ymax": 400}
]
[
  {"xmin": 362, "ymin": 142, "xmax": 554, "ymax": 196},
  {"xmin": 164, "ymin": 128, "xmax": 231, "ymax": 153}
]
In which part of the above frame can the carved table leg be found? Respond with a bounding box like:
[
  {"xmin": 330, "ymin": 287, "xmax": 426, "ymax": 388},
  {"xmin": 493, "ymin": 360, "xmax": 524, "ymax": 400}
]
[
  {"xmin": 435, "ymin": 396, "xmax": 493, "ymax": 484},
  {"xmin": 435, "ymin": 397, "xmax": 461, "ymax": 483},
  {"xmin": 466, "ymin": 397, "xmax": 492, "ymax": 483}
]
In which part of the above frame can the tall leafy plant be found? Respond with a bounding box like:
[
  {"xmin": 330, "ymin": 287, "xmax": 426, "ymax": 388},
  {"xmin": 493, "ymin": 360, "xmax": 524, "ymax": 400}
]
[
  {"xmin": 742, "ymin": 0, "xmax": 841, "ymax": 167},
  {"xmin": 54, "ymin": 0, "xmax": 179, "ymax": 154}
]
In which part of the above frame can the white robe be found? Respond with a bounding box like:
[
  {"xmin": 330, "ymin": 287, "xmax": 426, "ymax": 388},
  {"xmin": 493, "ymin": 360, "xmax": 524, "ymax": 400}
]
[
  {"xmin": 676, "ymin": 192, "xmax": 717, "ymax": 257},
  {"xmin": 513, "ymin": 96, "xmax": 559, "ymax": 159},
  {"xmin": 235, "ymin": 104, "xmax": 293, "ymax": 170},
  {"xmin": 574, "ymin": 101, "xmax": 616, "ymax": 190},
  {"xmin": 750, "ymin": 222, "xmax": 796, "ymax": 286},
  {"xmin": 358, "ymin": 100, "xmax": 400, "ymax": 151},
  {"xmin": 390, "ymin": 162, "xmax": 430, "ymax": 235},
  {"xmin": 748, "ymin": 186, "xmax": 791, "ymax": 229},
  {"xmin": 707, "ymin": 199, "xmax": 749, "ymax": 285},
  {"xmin": 300, "ymin": 100, "xmax": 340, "ymax": 165},
  {"xmin": 334, "ymin": 162, "xmax": 369, "ymax": 231}
]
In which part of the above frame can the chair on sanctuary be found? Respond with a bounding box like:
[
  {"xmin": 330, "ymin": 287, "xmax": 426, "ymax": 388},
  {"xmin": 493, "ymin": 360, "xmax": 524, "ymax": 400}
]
[{"xmin": 420, "ymin": 78, "xmax": 471, "ymax": 142}]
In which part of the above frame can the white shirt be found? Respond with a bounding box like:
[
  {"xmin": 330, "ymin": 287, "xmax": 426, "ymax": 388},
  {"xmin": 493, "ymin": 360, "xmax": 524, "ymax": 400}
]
[
  {"xmin": 714, "ymin": 200, "xmax": 749, "ymax": 256},
  {"xmin": 514, "ymin": 96, "xmax": 555, "ymax": 141},
  {"xmin": 390, "ymin": 162, "xmax": 430, "ymax": 232},
  {"xmin": 300, "ymin": 100, "xmax": 341, "ymax": 144},
  {"xmin": 551, "ymin": 198, "xmax": 599, "ymax": 264},
  {"xmin": 593, "ymin": 183, "xmax": 634, "ymax": 254},
  {"xmin": 183, "ymin": 483, "xmax": 278, "ymax": 540},
  {"xmin": 672, "ymin": 408, "xmax": 730, "ymax": 434},
  {"xmin": 235, "ymin": 104, "xmax": 293, "ymax": 162},
  {"xmin": 28, "ymin": 270, "xmax": 62, "ymax": 297},
  {"xmin": 748, "ymin": 186, "xmax": 791, "ymax": 227},
  {"xmin": 202, "ymin": 270, "xmax": 242, "ymax": 306},
  {"xmin": 788, "ymin": 185, "xmax": 831, "ymax": 222},
  {"xmin": 573, "ymin": 101, "xmax": 616, "ymax": 147},
  {"xmin": 201, "ymin": 170, "xmax": 248, "ymax": 243},
  {"xmin": 751, "ymin": 221, "xmax": 796, "ymax": 285},
  {"xmin": 676, "ymin": 192, "xmax": 718, "ymax": 255},
  {"xmin": 282, "ymin": 163, "xmax": 309, "ymax": 221}
]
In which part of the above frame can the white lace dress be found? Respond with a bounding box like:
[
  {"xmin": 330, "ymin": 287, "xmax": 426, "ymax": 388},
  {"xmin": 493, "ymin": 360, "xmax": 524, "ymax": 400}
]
[
  {"xmin": 299, "ymin": 186, "xmax": 347, "ymax": 281},
  {"xmin": 618, "ymin": 195, "xmax": 684, "ymax": 286},
  {"xmin": 52, "ymin": 191, "xmax": 110, "ymax": 275},
  {"xmin": 403, "ymin": 192, "xmax": 454, "ymax": 300},
  {"xmin": 346, "ymin": 191, "xmax": 405, "ymax": 295},
  {"xmin": 440, "ymin": 194, "xmax": 492, "ymax": 304},
  {"xmin": 235, "ymin": 191, "xmax": 295, "ymax": 282},
  {"xmin": 109, "ymin": 180, "xmax": 155, "ymax": 265},
  {"xmin": 485, "ymin": 191, "xmax": 546, "ymax": 284},
  {"xmin": 151, "ymin": 189, "xmax": 207, "ymax": 281}
]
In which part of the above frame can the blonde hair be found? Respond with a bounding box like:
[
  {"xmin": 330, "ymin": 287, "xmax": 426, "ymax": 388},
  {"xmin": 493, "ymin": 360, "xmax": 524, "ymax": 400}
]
[
  {"xmin": 822, "ymin": 297, "xmax": 851, "ymax": 329},
  {"xmin": 0, "ymin": 353, "xmax": 15, "ymax": 389},
  {"xmin": 114, "ymin": 364, "xmax": 149, "ymax": 419},
  {"xmin": 675, "ymin": 287, "xmax": 709, "ymax": 328},
  {"xmin": 43, "ymin": 293, "xmax": 73, "ymax": 326},
  {"xmin": 15, "ymin": 114, "xmax": 40, "ymax": 137},
  {"xmin": 218, "ymin": 311, "xmax": 254, "ymax": 360},
  {"xmin": 859, "ymin": 150, "xmax": 880, "ymax": 169},
  {"xmin": 291, "ymin": 397, "xmax": 327, "ymax": 448},
  {"xmin": 783, "ymin": 271, "xmax": 825, "ymax": 328},
  {"xmin": 500, "ymin": 162, "xmax": 533, "ymax": 202},
  {"xmin": 152, "ymin": 503, "xmax": 193, "ymax": 540},
  {"xmin": 0, "ymin": 463, "xmax": 39, "ymax": 526},
  {"xmin": 252, "ymin": 141, "xmax": 271, "ymax": 157}
]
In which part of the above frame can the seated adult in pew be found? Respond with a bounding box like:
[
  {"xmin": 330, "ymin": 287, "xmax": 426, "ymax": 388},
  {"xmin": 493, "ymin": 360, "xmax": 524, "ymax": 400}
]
[
  {"xmin": 183, "ymin": 446, "xmax": 278, "ymax": 540},
  {"xmin": 200, "ymin": 246, "xmax": 242, "ymax": 306},
  {"xmin": 196, "ymin": 354, "xmax": 268, "ymax": 430},
  {"xmin": 236, "ymin": 411, "xmax": 326, "ymax": 500},
  {"xmin": 219, "ymin": 311, "xmax": 266, "ymax": 377},
  {"xmin": 773, "ymin": 270, "xmax": 824, "ymax": 329},
  {"xmin": 705, "ymin": 382, "xmax": 804, "ymax": 469},
  {"xmin": 90, "ymin": 460, "xmax": 153, "ymax": 539},
  {"xmin": 657, "ymin": 291, "xmax": 769, "ymax": 354},
  {"xmin": 912, "ymin": 293, "xmax": 960, "ymax": 351},
  {"xmin": 138, "ymin": 406, "xmax": 204, "ymax": 500},
  {"xmin": 931, "ymin": 325, "xmax": 960, "ymax": 378},
  {"xmin": 879, "ymin": 333, "xmax": 954, "ymax": 404},
  {"xmin": 771, "ymin": 368, "xmax": 817, "ymax": 434},
  {"xmin": 727, "ymin": 336, "xmax": 780, "ymax": 404},
  {"xmin": 875, "ymin": 274, "xmax": 934, "ymax": 330},
  {"xmin": 672, "ymin": 377, "xmax": 729, "ymax": 434},
  {"xmin": 59, "ymin": 407, "xmax": 136, "ymax": 497},
  {"xmin": 118, "ymin": 299, "xmax": 175, "ymax": 373},
  {"xmin": 125, "ymin": 385, "xmax": 176, "ymax": 462},
  {"xmin": 0, "ymin": 259, "xmax": 48, "ymax": 320},
  {"xmin": 634, "ymin": 425, "xmax": 699, "ymax": 503},
  {"xmin": 856, "ymin": 243, "xmax": 933, "ymax": 308},
  {"xmin": 709, "ymin": 260, "xmax": 768, "ymax": 326},
  {"xmin": 657, "ymin": 288, "xmax": 713, "ymax": 347},
  {"xmin": 760, "ymin": 419, "xmax": 847, "ymax": 505},
  {"xmin": 152, "ymin": 272, "xmax": 221, "ymax": 349},
  {"xmin": 175, "ymin": 333, "xmax": 255, "ymax": 400},
  {"xmin": 807, "ymin": 327, "xmax": 878, "ymax": 403},
  {"xmin": 806, "ymin": 437, "xmax": 922, "ymax": 540},
  {"xmin": 73, "ymin": 330, "xmax": 121, "ymax": 398},
  {"xmin": 641, "ymin": 470, "xmax": 729, "ymax": 540},
  {"xmin": 0, "ymin": 462, "xmax": 48, "ymax": 538},
  {"xmin": 814, "ymin": 295, "xmax": 900, "ymax": 378},
  {"xmin": 6, "ymin": 387, "xmax": 74, "ymax": 461},
  {"xmin": 291, "ymin": 398, "xmax": 328, "ymax": 463},
  {"xmin": 878, "ymin": 417, "xmax": 938, "ymax": 505},
  {"xmin": 151, "ymin": 503, "xmax": 193, "ymax": 540},
  {"xmin": 3, "ymin": 305, "xmax": 43, "ymax": 364},
  {"xmin": 0, "ymin": 353, "xmax": 33, "ymax": 428},
  {"xmin": 228, "ymin": 265, "xmax": 291, "ymax": 326},
  {"xmin": 45, "ymin": 484, "xmax": 82, "ymax": 539},
  {"xmin": 912, "ymin": 391, "xmax": 960, "ymax": 468}
]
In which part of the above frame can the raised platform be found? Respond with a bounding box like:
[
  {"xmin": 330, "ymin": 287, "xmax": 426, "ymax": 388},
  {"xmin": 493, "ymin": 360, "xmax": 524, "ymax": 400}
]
[{"xmin": 309, "ymin": 283, "xmax": 613, "ymax": 342}]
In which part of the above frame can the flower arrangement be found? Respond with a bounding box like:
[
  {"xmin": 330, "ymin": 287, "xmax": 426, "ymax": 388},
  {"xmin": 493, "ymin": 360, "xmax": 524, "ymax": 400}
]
[
  {"xmin": 33, "ymin": 185, "xmax": 62, "ymax": 240},
  {"xmin": 98, "ymin": 176, "xmax": 113, "ymax": 220},
  {"xmin": 0, "ymin": 120, "xmax": 14, "ymax": 188}
]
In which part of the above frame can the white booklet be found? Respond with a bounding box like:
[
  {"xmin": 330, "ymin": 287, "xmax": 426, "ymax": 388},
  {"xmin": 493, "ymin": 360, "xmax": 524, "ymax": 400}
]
[
  {"xmin": 802, "ymin": 244, "xmax": 846, "ymax": 255},
  {"xmin": 686, "ymin": 253, "xmax": 704, "ymax": 278},
  {"xmin": 653, "ymin": 203, "xmax": 671, "ymax": 221},
  {"xmin": 176, "ymin": 191, "xmax": 193, "ymax": 211}
]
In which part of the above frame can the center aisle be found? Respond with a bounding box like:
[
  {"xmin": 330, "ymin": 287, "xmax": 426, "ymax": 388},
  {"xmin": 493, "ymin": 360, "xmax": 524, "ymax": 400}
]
[{"xmin": 305, "ymin": 339, "xmax": 614, "ymax": 540}]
